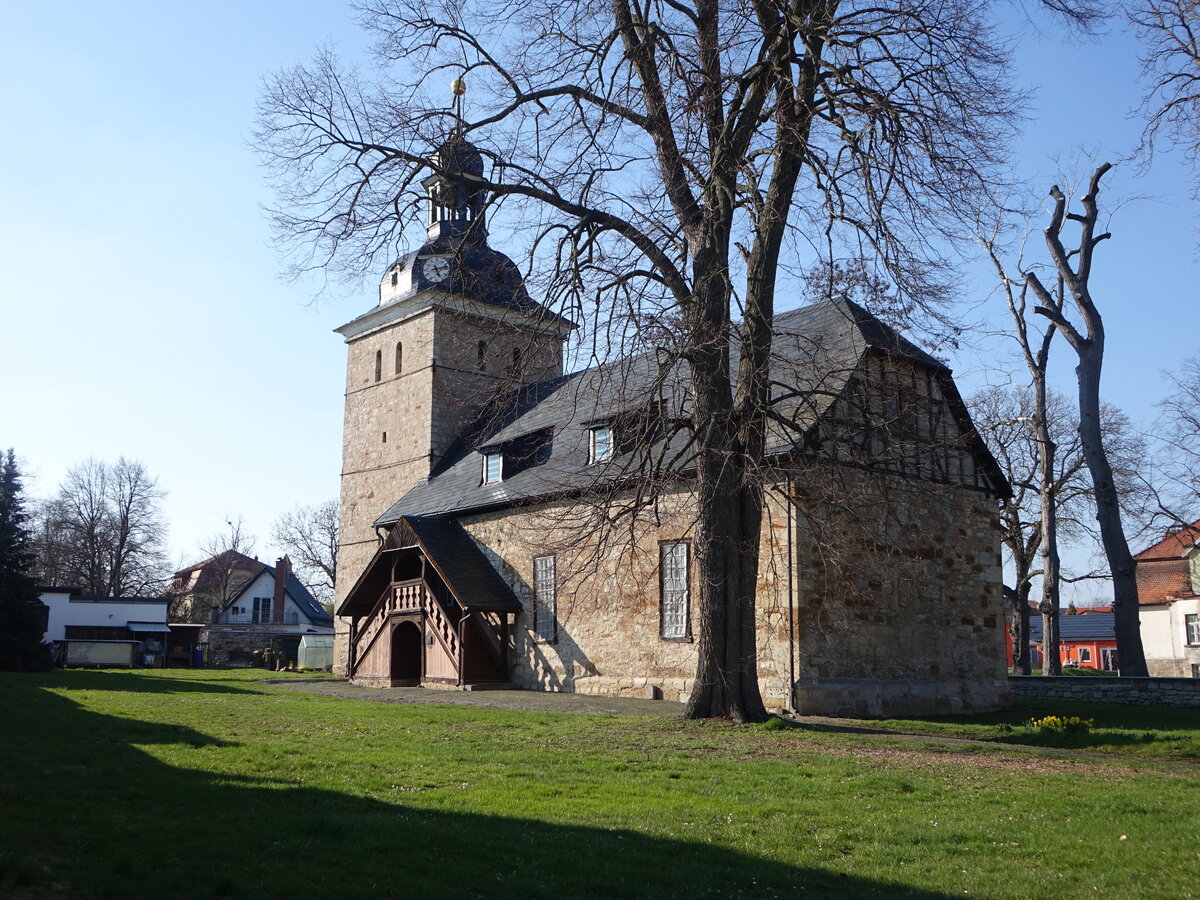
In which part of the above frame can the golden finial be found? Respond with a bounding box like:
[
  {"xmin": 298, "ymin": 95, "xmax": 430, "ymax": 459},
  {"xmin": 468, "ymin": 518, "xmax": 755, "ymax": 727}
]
[{"xmin": 450, "ymin": 78, "xmax": 467, "ymax": 130}]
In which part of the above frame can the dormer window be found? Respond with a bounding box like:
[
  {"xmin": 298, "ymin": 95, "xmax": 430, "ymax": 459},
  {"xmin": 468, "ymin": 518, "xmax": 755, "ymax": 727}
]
[
  {"xmin": 483, "ymin": 452, "xmax": 503, "ymax": 484},
  {"xmin": 589, "ymin": 426, "xmax": 613, "ymax": 463}
]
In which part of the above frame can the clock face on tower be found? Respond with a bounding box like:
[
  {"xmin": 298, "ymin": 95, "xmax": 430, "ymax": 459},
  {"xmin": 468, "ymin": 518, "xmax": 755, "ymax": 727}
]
[{"xmin": 423, "ymin": 256, "xmax": 451, "ymax": 283}]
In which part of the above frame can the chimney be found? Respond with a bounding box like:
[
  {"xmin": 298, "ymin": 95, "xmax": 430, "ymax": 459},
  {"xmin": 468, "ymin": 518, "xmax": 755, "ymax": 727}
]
[{"xmin": 273, "ymin": 556, "xmax": 291, "ymax": 623}]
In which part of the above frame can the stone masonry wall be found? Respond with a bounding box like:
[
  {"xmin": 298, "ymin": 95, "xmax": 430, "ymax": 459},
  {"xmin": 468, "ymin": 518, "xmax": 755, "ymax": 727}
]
[
  {"xmin": 1009, "ymin": 675, "xmax": 1200, "ymax": 708},
  {"xmin": 459, "ymin": 487, "xmax": 704, "ymax": 702},
  {"xmin": 335, "ymin": 310, "xmax": 438, "ymax": 674},
  {"xmin": 431, "ymin": 309, "xmax": 565, "ymax": 464},
  {"xmin": 335, "ymin": 299, "xmax": 569, "ymax": 675},
  {"xmin": 788, "ymin": 471, "xmax": 1009, "ymax": 716},
  {"xmin": 457, "ymin": 470, "xmax": 1008, "ymax": 715}
]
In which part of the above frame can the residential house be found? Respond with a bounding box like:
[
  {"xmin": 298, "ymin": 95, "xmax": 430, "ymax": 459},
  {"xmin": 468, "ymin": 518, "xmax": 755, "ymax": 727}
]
[
  {"xmin": 37, "ymin": 588, "xmax": 199, "ymax": 667},
  {"xmin": 1135, "ymin": 521, "xmax": 1200, "ymax": 677},
  {"xmin": 203, "ymin": 556, "xmax": 333, "ymax": 667},
  {"xmin": 1027, "ymin": 613, "xmax": 1119, "ymax": 671},
  {"xmin": 167, "ymin": 550, "xmax": 264, "ymax": 625}
]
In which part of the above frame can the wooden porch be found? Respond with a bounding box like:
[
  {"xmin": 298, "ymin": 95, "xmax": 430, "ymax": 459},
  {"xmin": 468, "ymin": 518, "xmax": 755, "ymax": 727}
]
[{"xmin": 339, "ymin": 518, "xmax": 520, "ymax": 689}]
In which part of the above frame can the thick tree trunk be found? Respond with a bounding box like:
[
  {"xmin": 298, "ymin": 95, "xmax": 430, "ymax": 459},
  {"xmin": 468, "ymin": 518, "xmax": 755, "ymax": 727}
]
[
  {"xmin": 685, "ymin": 440, "xmax": 769, "ymax": 722},
  {"xmin": 1075, "ymin": 344, "xmax": 1148, "ymax": 676},
  {"xmin": 1036, "ymin": 377, "xmax": 1063, "ymax": 676},
  {"xmin": 1040, "ymin": 606, "xmax": 1061, "ymax": 675},
  {"xmin": 683, "ymin": 245, "xmax": 769, "ymax": 723},
  {"xmin": 1010, "ymin": 581, "xmax": 1032, "ymax": 675}
]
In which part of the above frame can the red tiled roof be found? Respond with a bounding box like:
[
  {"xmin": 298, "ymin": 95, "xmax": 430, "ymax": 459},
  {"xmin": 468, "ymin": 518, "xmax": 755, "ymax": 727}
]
[
  {"xmin": 1136, "ymin": 557, "xmax": 1196, "ymax": 605},
  {"xmin": 1133, "ymin": 521, "xmax": 1200, "ymax": 561}
]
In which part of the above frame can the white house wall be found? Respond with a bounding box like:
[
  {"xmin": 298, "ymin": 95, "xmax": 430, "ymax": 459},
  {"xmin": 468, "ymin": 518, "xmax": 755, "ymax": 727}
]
[
  {"xmin": 1142, "ymin": 598, "xmax": 1200, "ymax": 677},
  {"xmin": 39, "ymin": 591, "xmax": 169, "ymax": 642},
  {"xmin": 218, "ymin": 571, "xmax": 319, "ymax": 629}
]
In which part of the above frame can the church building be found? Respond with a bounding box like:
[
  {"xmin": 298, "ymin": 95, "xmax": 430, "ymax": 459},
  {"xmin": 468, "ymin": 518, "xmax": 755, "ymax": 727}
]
[{"xmin": 331, "ymin": 137, "xmax": 1012, "ymax": 716}]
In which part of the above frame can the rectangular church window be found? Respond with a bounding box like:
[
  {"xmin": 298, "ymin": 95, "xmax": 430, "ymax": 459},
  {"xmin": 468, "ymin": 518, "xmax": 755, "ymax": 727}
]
[
  {"xmin": 660, "ymin": 541, "xmax": 690, "ymax": 640},
  {"xmin": 533, "ymin": 555, "xmax": 557, "ymax": 643}
]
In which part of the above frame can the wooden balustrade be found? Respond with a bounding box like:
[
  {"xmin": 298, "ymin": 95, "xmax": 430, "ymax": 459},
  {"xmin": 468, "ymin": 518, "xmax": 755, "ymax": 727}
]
[
  {"xmin": 350, "ymin": 578, "xmax": 512, "ymax": 684},
  {"xmin": 426, "ymin": 596, "xmax": 459, "ymax": 658}
]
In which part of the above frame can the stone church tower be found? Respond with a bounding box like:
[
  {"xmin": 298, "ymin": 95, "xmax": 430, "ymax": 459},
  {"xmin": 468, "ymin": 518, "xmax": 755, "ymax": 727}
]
[{"xmin": 331, "ymin": 137, "xmax": 574, "ymax": 674}]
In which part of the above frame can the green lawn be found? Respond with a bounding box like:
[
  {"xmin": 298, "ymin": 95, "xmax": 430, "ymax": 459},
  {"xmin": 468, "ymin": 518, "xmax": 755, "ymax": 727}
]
[
  {"xmin": 1, "ymin": 670, "xmax": 1197, "ymax": 899},
  {"xmin": 835, "ymin": 698, "xmax": 1200, "ymax": 762}
]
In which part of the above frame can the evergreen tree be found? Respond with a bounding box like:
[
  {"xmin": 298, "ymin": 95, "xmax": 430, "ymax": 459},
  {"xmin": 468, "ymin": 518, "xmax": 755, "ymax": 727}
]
[{"xmin": 0, "ymin": 449, "xmax": 52, "ymax": 670}]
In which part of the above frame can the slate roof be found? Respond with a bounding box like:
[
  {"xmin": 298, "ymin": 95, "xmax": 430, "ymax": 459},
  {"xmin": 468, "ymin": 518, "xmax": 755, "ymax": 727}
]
[
  {"xmin": 401, "ymin": 516, "xmax": 522, "ymax": 612},
  {"xmin": 377, "ymin": 297, "xmax": 1005, "ymax": 525},
  {"xmin": 283, "ymin": 570, "xmax": 333, "ymax": 626},
  {"xmin": 336, "ymin": 516, "xmax": 522, "ymax": 616},
  {"xmin": 1029, "ymin": 613, "xmax": 1116, "ymax": 642},
  {"xmin": 338, "ymin": 236, "xmax": 571, "ymax": 334}
]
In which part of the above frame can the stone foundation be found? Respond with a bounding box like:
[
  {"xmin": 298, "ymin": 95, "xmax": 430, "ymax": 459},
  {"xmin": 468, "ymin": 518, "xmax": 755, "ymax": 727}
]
[
  {"xmin": 1009, "ymin": 675, "xmax": 1200, "ymax": 708},
  {"xmin": 793, "ymin": 676, "xmax": 1011, "ymax": 717},
  {"xmin": 204, "ymin": 627, "xmax": 301, "ymax": 667}
]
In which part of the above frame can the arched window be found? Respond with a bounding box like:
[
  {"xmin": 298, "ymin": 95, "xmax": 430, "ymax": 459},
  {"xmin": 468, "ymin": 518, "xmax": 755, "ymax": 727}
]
[
  {"xmin": 374, "ymin": 349, "xmax": 382, "ymax": 383},
  {"xmin": 395, "ymin": 342, "xmax": 403, "ymax": 375}
]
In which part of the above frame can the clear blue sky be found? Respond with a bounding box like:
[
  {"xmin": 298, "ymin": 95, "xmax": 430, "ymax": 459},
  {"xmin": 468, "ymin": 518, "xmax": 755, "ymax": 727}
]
[{"xmin": 1, "ymin": 3, "xmax": 1195, "ymax": 582}]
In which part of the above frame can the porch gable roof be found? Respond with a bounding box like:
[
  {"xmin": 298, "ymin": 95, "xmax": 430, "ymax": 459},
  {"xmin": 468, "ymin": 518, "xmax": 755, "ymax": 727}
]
[{"xmin": 337, "ymin": 517, "xmax": 521, "ymax": 618}]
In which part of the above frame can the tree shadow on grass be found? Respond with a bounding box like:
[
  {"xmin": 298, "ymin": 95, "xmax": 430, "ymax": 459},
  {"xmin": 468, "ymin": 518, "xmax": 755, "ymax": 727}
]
[
  {"xmin": 905, "ymin": 699, "xmax": 1200, "ymax": 734},
  {"xmin": 32, "ymin": 669, "xmax": 260, "ymax": 694},
  {"xmin": 0, "ymin": 681, "xmax": 961, "ymax": 900}
]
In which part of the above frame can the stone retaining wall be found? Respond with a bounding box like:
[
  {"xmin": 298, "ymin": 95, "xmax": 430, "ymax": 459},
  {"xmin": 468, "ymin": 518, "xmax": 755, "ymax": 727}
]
[{"xmin": 1009, "ymin": 675, "xmax": 1200, "ymax": 708}]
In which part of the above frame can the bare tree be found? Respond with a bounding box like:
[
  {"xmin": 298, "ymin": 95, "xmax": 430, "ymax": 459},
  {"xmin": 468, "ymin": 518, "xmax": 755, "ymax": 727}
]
[
  {"xmin": 53, "ymin": 459, "xmax": 110, "ymax": 594},
  {"xmin": 1131, "ymin": 1, "xmax": 1200, "ymax": 195},
  {"xmin": 1019, "ymin": 163, "xmax": 1149, "ymax": 676},
  {"xmin": 1156, "ymin": 353, "xmax": 1200, "ymax": 511},
  {"xmin": 258, "ymin": 0, "xmax": 1103, "ymax": 719},
  {"xmin": 104, "ymin": 458, "xmax": 169, "ymax": 596},
  {"xmin": 271, "ymin": 500, "xmax": 338, "ymax": 608},
  {"xmin": 971, "ymin": 386, "xmax": 1147, "ymax": 673},
  {"xmin": 32, "ymin": 457, "xmax": 169, "ymax": 596},
  {"xmin": 169, "ymin": 518, "xmax": 259, "ymax": 624}
]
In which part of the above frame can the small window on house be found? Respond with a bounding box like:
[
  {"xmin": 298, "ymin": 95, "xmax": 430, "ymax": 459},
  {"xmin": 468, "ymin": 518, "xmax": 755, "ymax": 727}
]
[
  {"xmin": 374, "ymin": 349, "xmax": 382, "ymax": 383},
  {"xmin": 1078, "ymin": 647, "xmax": 1092, "ymax": 664},
  {"xmin": 477, "ymin": 340, "xmax": 488, "ymax": 370},
  {"xmin": 395, "ymin": 342, "xmax": 403, "ymax": 374},
  {"xmin": 391, "ymin": 270, "xmax": 398, "ymax": 287},
  {"xmin": 589, "ymin": 426, "xmax": 613, "ymax": 463},
  {"xmin": 382, "ymin": 432, "xmax": 387, "ymax": 443},
  {"xmin": 512, "ymin": 347, "xmax": 522, "ymax": 367},
  {"xmin": 1187, "ymin": 613, "xmax": 1200, "ymax": 646},
  {"xmin": 660, "ymin": 541, "xmax": 690, "ymax": 640},
  {"xmin": 1192, "ymin": 663, "xmax": 1200, "ymax": 679},
  {"xmin": 533, "ymin": 555, "xmax": 557, "ymax": 643},
  {"xmin": 482, "ymin": 452, "xmax": 503, "ymax": 484}
]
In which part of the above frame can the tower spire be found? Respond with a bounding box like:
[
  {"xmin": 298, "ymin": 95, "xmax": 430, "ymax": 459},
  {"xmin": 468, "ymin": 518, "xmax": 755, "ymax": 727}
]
[
  {"xmin": 423, "ymin": 77, "xmax": 485, "ymax": 243},
  {"xmin": 450, "ymin": 77, "xmax": 467, "ymax": 137}
]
